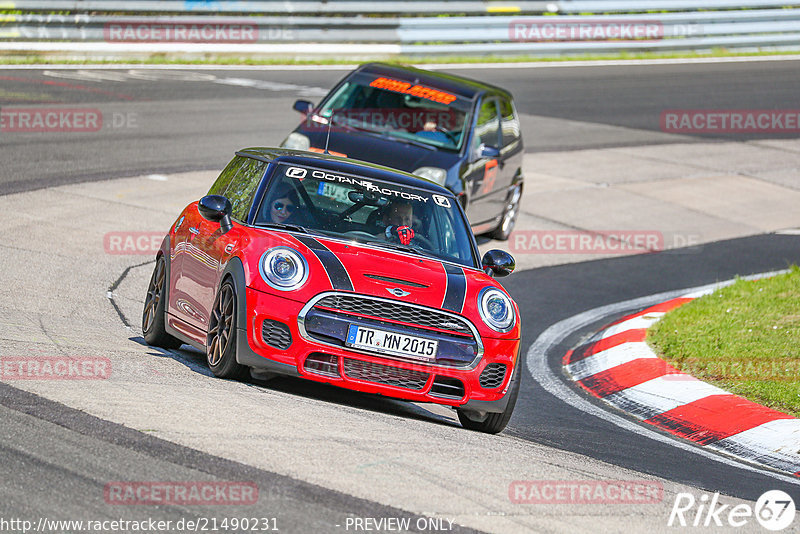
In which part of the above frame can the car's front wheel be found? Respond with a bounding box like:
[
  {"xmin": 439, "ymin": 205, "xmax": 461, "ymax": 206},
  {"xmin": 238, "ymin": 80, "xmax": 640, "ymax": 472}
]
[
  {"xmin": 457, "ymin": 363, "xmax": 521, "ymax": 434},
  {"xmin": 207, "ymin": 279, "xmax": 248, "ymax": 380},
  {"xmin": 142, "ymin": 256, "xmax": 182, "ymax": 349},
  {"xmin": 489, "ymin": 184, "xmax": 522, "ymax": 241}
]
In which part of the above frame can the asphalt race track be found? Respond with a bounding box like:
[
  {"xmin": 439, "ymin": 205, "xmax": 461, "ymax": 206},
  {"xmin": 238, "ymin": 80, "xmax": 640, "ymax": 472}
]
[{"xmin": 1, "ymin": 60, "xmax": 799, "ymax": 533}]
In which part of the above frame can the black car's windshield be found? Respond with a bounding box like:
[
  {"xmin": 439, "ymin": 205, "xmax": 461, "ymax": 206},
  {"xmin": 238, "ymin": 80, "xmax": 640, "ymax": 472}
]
[
  {"xmin": 254, "ymin": 163, "xmax": 477, "ymax": 267},
  {"xmin": 308, "ymin": 72, "xmax": 471, "ymax": 151}
]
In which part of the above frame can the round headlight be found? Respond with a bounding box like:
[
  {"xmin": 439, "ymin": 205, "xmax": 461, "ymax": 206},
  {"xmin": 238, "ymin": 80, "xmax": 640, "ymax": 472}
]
[
  {"xmin": 478, "ymin": 287, "xmax": 515, "ymax": 333},
  {"xmin": 259, "ymin": 247, "xmax": 309, "ymax": 291}
]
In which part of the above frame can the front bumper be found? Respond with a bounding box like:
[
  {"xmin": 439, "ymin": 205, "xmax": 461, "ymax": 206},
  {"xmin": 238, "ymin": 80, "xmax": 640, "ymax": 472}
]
[{"xmin": 238, "ymin": 287, "xmax": 520, "ymax": 411}]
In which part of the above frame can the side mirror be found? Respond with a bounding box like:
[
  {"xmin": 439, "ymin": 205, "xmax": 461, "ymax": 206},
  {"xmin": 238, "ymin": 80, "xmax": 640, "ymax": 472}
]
[
  {"xmin": 481, "ymin": 249, "xmax": 515, "ymax": 278},
  {"xmin": 198, "ymin": 195, "xmax": 233, "ymax": 233},
  {"xmin": 293, "ymin": 100, "xmax": 313, "ymax": 114}
]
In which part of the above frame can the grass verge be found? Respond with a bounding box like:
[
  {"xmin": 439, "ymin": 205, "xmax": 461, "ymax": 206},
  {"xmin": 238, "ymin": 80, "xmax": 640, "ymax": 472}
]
[{"xmin": 648, "ymin": 266, "xmax": 800, "ymax": 418}]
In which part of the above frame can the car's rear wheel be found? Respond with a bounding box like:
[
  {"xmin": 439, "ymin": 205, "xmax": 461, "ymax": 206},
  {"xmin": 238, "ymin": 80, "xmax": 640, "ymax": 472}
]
[
  {"xmin": 457, "ymin": 363, "xmax": 521, "ymax": 434},
  {"xmin": 207, "ymin": 279, "xmax": 248, "ymax": 380},
  {"xmin": 142, "ymin": 256, "xmax": 182, "ymax": 349},
  {"xmin": 489, "ymin": 185, "xmax": 522, "ymax": 241}
]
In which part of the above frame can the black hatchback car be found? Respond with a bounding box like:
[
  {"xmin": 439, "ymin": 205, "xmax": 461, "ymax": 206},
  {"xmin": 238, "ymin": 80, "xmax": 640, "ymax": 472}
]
[{"xmin": 281, "ymin": 63, "xmax": 524, "ymax": 240}]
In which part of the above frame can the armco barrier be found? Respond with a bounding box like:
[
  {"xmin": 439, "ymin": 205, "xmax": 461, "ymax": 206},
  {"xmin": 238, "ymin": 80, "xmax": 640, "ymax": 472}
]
[{"xmin": 1, "ymin": 2, "xmax": 799, "ymax": 56}]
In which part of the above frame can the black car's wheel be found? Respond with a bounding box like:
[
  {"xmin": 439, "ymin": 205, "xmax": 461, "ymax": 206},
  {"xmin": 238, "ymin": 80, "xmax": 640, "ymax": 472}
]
[
  {"xmin": 489, "ymin": 185, "xmax": 522, "ymax": 241},
  {"xmin": 207, "ymin": 279, "xmax": 248, "ymax": 380},
  {"xmin": 142, "ymin": 256, "xmax": 182, "ymax": 349},
  {"xmin": 457, "ymin": 363, "xmax": 521, "ymax": 434}
]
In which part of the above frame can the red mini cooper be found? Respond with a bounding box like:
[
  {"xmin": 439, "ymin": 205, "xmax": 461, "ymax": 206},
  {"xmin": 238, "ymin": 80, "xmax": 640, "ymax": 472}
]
[{"xmin": 143, "ymin": 148, "xmax": 521, "ymax": 433}]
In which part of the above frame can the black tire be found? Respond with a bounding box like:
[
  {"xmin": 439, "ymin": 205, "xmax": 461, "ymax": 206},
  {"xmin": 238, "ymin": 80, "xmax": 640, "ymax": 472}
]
[
  {"xmin": 488, "ymin": 184, "xmax": 522, "ymax": 241},
  {"xmin": 206, "ymin": 279, "xmax": 248, "ymax": 380},
  {"xmin": 457, "ymin": 363, "xmax": 521, "ymax": 434},
  {"xmin": 142, "ymin": 255, "xmax": 182, "ymax": 349}
]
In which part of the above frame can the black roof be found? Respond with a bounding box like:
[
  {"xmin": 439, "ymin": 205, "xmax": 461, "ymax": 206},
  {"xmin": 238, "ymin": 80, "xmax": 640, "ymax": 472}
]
[
  {"xmin": 236, "ymin": 147, "xmax": 455, "ymax": 195},
  {"xmin": 356, "ymin": 63, "xmax": 513, "ymax": 101}
]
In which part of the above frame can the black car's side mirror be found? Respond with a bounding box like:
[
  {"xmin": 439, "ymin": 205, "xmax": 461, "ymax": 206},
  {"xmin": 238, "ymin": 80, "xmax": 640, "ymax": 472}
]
[
  {"xmin": 293, "ymin": 100, "xmax": 313, "ymax": 114},
  {"xmin": 481, "ymin": 249, "xmax": 515, "ymax": 278},
  {"xmin": 198, "ymin": 195, "xmax": 233, "ymax": 234}
]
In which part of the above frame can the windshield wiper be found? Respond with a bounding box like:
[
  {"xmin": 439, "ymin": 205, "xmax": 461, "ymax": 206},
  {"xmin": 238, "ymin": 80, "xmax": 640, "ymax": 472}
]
[{"xmin": 367, "ymin": 241, "xmax": 435, "ymax": 258}]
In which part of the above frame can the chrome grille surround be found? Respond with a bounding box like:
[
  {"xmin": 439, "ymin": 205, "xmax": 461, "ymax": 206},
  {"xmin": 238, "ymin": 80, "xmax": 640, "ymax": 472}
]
[{"xmin": 298, "ymin": 291, "xmax": 483, "ymax": 369}]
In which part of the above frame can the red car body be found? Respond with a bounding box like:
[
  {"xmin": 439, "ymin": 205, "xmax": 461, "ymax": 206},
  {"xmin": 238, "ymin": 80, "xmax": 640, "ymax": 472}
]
[{"xmin": 144, "ymin": 148, "xmax": 521, "ymax": 433}]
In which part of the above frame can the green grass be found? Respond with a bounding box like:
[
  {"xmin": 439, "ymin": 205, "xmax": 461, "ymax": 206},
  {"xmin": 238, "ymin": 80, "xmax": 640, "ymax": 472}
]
[
  {"xmin": 1, "ymin": 48, "xmax": 799, "ymax": 66},
  {"xmin": 648, "ymin": 266, "xmax": 800, "ymax": 417}
]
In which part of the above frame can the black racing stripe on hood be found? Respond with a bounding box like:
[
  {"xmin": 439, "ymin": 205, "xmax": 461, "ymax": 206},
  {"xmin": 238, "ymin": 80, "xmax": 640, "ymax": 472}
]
[
  {"xmin": 294, "ymin": 235, "xmax": 354, "ymax": 291},
  {"xmin": 441, "ymin": 263, "xmax": 466, "ymax": 313}
]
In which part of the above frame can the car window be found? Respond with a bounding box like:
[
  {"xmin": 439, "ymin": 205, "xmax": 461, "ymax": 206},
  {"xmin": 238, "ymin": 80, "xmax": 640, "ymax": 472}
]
[
  {"xmin": 207, "ymin": 156, "xmax": 244, "ymax": 196},
  {"xmin": 475, "ymin": 98, "xmax": 501, "ymax": 149},
  {"xmin": 312, "ymin": 73, "xmax": 471, "ymax": 151},
  {"xmin": 499, "ymin": 98, "xmax": 521, "ymax": 147},
  {"xmin": 254, "ymin": 163, "xmax": 478, "ymax": 268},
  {"xmin": 223, "ymin": 158, "xmax": 267, "ymax": 222}
]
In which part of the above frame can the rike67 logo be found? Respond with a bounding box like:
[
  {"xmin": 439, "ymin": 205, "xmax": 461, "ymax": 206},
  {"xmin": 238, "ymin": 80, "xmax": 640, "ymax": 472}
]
[{"xmin": 669, "ymin": 490, "xmax": 796, "ymax": 531}]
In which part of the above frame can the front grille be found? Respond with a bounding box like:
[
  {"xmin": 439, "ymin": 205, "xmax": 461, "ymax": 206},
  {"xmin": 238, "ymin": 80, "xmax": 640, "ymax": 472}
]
[
  {"xmin": 315, "ymin": 294, "xmax": 472, "ymax": 335},
  {"xmin": 343, "ymin": 358, "xmax": 429, "ymax": 390},
  {"xmin": 479, "ymin": 363, "xmax": 507, "ymax": 389},
  {"xmin": 262, "ymin": 319, "xmax": 292, "ymax": 350},
  {"xmin": 304, "ymin": 353, "xmax": 339, "ymax": 377},
  {"xmin": 430, "ymin": 376, "xmax": 465, "ymax": 399}
]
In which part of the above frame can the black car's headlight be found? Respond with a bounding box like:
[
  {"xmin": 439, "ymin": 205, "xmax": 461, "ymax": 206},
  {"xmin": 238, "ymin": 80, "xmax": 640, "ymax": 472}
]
[
  {"xmin": 478, "ymin": 287, "xmax": 515, "ymax": 333},
  {"xmin": 259, "ymin": 247, "xmax": 309, "ymax": 291}
]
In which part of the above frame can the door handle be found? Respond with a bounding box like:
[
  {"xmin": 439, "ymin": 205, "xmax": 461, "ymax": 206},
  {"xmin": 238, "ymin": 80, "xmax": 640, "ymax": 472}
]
[{"xmin": 189, "ymin": 227, "xmax": 200, "ymax": 235}]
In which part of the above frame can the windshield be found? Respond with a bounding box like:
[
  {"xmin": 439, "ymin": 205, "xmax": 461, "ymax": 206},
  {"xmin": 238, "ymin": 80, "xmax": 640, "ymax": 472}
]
[
  {"xmin": 307, "ymin": 73, "xmax": 471, "ymax": 151},
  {"xmin": 254, "ymin": 163, "xmax": 477, "ymax": 267}
]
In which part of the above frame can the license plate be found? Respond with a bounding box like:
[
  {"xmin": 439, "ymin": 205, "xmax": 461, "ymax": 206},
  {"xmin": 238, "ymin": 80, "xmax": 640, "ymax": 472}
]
[{"xmin": 346, "ymin": 325, "xmax": 438, "ymax": 361}]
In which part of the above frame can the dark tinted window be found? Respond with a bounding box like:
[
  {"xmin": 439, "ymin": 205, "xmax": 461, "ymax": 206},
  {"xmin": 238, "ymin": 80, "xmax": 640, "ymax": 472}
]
[
  {"xmin": 224, "ymin": 158, "xmax": 267, "ymax": 222},
  {"xmin": 499, "ymin": 98, "xmax": 520, "ymax": 147},
  {"xmin": 475, "ymin": 98, "xmax": 500, "ymax": 148}
]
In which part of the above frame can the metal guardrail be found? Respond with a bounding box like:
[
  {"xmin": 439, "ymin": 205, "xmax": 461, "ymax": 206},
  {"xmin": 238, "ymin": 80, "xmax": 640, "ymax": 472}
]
[
  {"xmin": 5, "ymin": 0, "xmax": 798, "ymax": 14},
  {"xmin": 4, "ymin": 0, "xmax": 553, "ymax": 15},
  {"xmin": 1, "ymin": 2, "xmax": 799, "ymax": 56}
]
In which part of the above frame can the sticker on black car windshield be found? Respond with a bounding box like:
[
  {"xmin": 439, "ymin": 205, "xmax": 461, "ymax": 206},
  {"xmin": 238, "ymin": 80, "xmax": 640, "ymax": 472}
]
[
  {"xmin": 286, "ymin": 167, "xmax": 307, "ymax": 179},
  {"xmin": 432, "ymin": 195, "xmax": 452, "ymax": 208},
  {"xmin": 369, "ymin": 77, "xmax": 457, "ymax": 105},
  {"xmin": 309, "ymin": 169, "xmax": 429, "ymax": 203}
]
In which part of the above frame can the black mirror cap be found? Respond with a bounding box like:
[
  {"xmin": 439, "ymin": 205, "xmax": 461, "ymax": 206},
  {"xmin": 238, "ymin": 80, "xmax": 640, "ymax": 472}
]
[
  {"xmin": 198, "ymin": 195, "xmax": 233, "ymax": 233},
  {"xmin": 293, "ymin": 100, "xmax": 313, "ymax": 114},
  {"xmin": 481, "ymin": 249, "xmax": 515, "ymax": 278}
]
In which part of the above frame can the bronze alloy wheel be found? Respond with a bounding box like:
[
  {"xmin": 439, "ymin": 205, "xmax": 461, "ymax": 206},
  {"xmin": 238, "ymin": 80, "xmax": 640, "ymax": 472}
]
[
  {"xmin": 142, "ymin": 257, "xmax": 165, "ymax": 334},
  {"xmin": 208, "ymin": 283, "xmax": 235, "ymax": 367},
  {"xmin": 142, "ymin": 256, "xmax": 182, "ymax": 349},
  {"xmin": 206, "ymin": 280, "xmax": 248, "ymax": 379}
]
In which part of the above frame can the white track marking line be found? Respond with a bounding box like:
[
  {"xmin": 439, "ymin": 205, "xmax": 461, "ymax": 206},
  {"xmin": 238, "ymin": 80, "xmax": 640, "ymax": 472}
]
[
  {"xmin": 525, "ymin": 271, "xmax": 800, "ymax": 486},
  {"xmin": 566, "ymin": 342, "xmax": 657, "ymax": 381}
]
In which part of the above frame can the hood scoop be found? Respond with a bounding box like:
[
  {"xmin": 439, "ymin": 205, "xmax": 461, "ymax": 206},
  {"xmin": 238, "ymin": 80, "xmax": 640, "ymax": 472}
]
[{"xmin": 363, "ymin": 274, "xmax": 429, "ymax": 289}]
